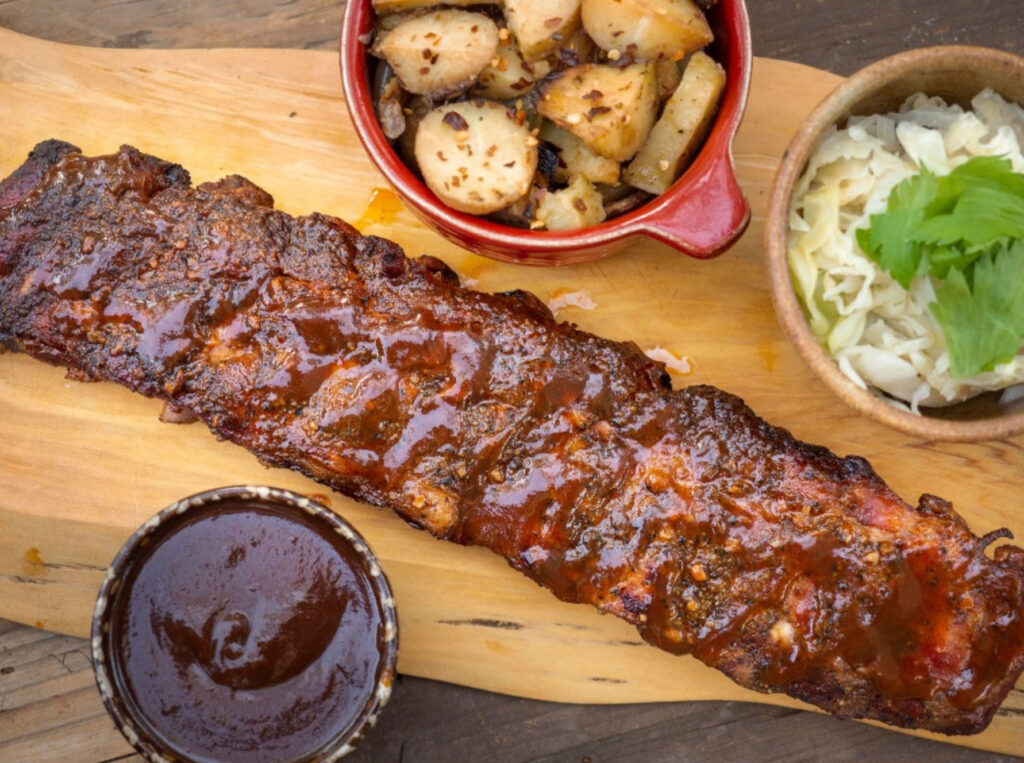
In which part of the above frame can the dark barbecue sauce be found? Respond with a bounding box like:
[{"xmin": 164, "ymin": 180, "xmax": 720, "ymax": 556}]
[{"xmin": 108, "ymin": 500, "xmax": 385, "ymax": 763}]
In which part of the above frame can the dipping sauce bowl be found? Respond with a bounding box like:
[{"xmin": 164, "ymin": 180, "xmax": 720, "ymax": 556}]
[{"xmin": 91, "ymin": 486, "xmax": 398, "ymax": 762}]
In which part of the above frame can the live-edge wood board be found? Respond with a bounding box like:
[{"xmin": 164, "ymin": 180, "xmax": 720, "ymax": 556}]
[{"xmin": 0, "ymin": 28, "xmax": 1021, "ymax": 754}]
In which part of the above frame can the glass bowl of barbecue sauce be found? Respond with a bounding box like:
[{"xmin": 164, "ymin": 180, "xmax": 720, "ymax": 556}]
[{"xmin": 91, "ymin": 486, "xmax": 398, "ymax": 763}]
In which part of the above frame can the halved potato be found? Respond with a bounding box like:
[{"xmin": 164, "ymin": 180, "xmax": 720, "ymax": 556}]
[
  {"xmin": 535, "ymin": 175, "xmax": 606, "ymax": 230},
  {"xmin": 537, "ymin": 63, "xmax": 658, "ymax": 162},
  {"xmin": 504, "ymin": 0, "xmax": 582, "ymax": 62},
  {"xmin": 581, "ymin": 0, "xmax": 713, "ymax": 61},
  {"xmin": 540, "ymin": 122, "xmax": 620, "ymax": 185},
  {"xmin": 375, "ymin": 10, "xmax": 498, "ymax": 98},
  {"xmin": 471, "ymin": 39, "xmax": 535, "ymax": 100},
  {"xmin": 373, "ymin": 0, "xmax": 498, "ymax": 13},
  {"xmin": 624, "ymin": 52, "xmax": 726, "ymax": 194},
  {"xmin": 415, "ymin": 100, "xmax": 539, "ymax": 214}
]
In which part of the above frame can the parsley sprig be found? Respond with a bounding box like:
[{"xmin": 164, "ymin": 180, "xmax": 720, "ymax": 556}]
[{"xmin": 855, "ymin": 156, "xmax": 1024, "ymax": 377}]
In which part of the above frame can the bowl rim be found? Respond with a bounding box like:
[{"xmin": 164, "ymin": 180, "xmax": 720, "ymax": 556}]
[
  {"xmin": 340, "ymin": 0, "xmax": 753, "ymax": 265},
  {"xmin": 765, "ymin": 44, "xmax": 1024, "ymax": 442},
  {"xmin": 90, "ymin": 485, "xmax": 399, "ymax": 763}
]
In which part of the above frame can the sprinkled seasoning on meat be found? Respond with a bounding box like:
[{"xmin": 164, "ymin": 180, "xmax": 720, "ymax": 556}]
[{"xmin": 2, "ymin": 141, "xmax": 1023, "ymax": 734}]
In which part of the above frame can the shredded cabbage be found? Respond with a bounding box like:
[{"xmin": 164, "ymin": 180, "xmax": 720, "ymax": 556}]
[{"xmin": 788, "ymin": 90, "xmax": 1024, "ymax": 413}]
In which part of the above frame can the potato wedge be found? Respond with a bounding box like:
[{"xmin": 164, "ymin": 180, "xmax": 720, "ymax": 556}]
[
  {"xmin": 581, "ymin": 0, "xmax": 713, "ymax": 61},
  {"xmin": 471, "ymin": 39, "xmax": 535, "ymax": 100},
  {"xmin": 655, "ymin": 59, "xmax": 683, "ymax": 100},
  {"xmin": 375, "ymin": 10, "xmax": 498, "ymax": 98},
  {"xmin": 372, "ymin": 0, "xmax": 498, "ymax": 14},
  {"xmin": 415, "ymin": 100, "xmax": 539, "ymax": 214},
  {"xmin": 540, "ymin": 122, "xmax": 620, "ymax": 185},
  {"xmin": 535, "ymin": 175, "xmax": 606, "ymax": 230},
  {"xmin": 537, "ymin": 63, "xmax": 658, "ymax": 162},
  {"xmin": 624, "ymin": 52, "xmax": 726, "ymax": 194},
  {"xmin": 504, "ymin": 0, "xmax": 582, "ymax": 62}
]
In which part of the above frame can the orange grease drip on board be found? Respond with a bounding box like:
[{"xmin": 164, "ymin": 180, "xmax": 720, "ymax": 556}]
[
  {"xmin": 353, "ymin": 188, "xmax": 403, "ymax": 232},
  {"xmin": 23, "ymin": 547, "xmax": 46, "ymax": 577},
  {"xmin": 758, "ymin": 342, "xmax": 777, "ymax": 373}
]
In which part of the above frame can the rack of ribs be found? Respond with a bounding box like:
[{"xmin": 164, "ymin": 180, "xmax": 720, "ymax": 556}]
[{"xmin": 1, "ymin": 140, "xmax": 1022, "ymax": 734}]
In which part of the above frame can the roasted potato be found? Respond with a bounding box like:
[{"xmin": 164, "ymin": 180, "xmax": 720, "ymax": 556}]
[
  {"xmin": 375, "ymin": 10, "xmax": 499, "ymax": 98},
  {"xmin": 504, "ymin": 0, "xmax": 582, "ymax": 62},
  {"xmin": 581, "ymin": 0, "xmax": 713, "ymax": 61},
  {"xmin": 471, "ymin": 39, "xmax": 535, "ymax": 100},
  {"xmin": 655, "ymin": 59, "xmax": 683, "ymax": 100},
  {"xmin": 537, "ymin": 63, "xmax": 658, "ymax": 162},
  {"xmin": 624, "ymin": 52, "xmax": 726, "ymax": 194},
  {"xmin": 540, "ymin": 122, "xmax": 620, "ymax": 185},
  {"xmin": 372, "ymin": 0, "xmax": 499, "ymax": 13},
  {"xmin": 547, "ymin": 27, "xmax": 598, "ymax": 69},
  {"xmin": 415, "ymin": 100, "xmax": 539, "ymax": 214},
  {"xmin": 535, "ymin": 175, "xmax": 606, "ymax": 230}
]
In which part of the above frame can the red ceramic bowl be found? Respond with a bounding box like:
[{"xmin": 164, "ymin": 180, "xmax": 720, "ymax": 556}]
[{"xmin": 340, "ymin": 0, "xmax": 752, "ymax": 266}]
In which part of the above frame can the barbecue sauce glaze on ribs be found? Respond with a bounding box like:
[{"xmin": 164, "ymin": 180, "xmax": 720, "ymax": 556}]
[{"xmin": 2, "ymin": 141, "xmax": 1023, "ymax": 734}]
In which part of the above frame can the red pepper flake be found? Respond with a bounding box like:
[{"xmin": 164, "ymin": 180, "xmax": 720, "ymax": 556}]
[{"xmin": 544, "ymin": 16, "xmax": 563, "ymax": 28}]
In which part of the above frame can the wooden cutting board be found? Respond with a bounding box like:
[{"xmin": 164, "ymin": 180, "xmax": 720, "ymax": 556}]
[{"xmin": 0, "ymin": 27, "xmax": 1021, "ymax": 754}]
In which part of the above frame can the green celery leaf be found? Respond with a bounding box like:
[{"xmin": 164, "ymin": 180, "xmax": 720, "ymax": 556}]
[
  {"xmin": 927, "ymin": 245, "xmax": 975, "ymax": 279},
  {"xmin": 925, "ymin": 156, "xmax": 1024, "ymax": 218},
  {"xmin": 930, "ymin": 240, "xmax": 1024, "ymax": 377},
  {"xmin": 857, "ymin": 166, "xmax": 938, "ymax": 288},
  {"xmin": 915, "ymin": 185, "xmax": 1024, "ymax": 246}
]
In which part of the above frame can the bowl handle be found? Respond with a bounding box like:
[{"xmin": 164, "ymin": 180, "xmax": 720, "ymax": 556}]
[{"xmin": 639, "ymin": 150, "xmax": 750, "ymax": 260}]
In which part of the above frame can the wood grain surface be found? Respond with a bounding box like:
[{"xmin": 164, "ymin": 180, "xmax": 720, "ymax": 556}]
[{"xmin": 1, "ymin": 1, "xmax": 1023, "ymax": 761}]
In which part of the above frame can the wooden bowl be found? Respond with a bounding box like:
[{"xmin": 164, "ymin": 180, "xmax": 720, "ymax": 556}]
[
  {"xmin": 340, "ymin": 0, "xmax": 752, "ymax": 266},
  {"xmin": 765, "ymin": 46, "xmax": 1024, "ymax": 442}
]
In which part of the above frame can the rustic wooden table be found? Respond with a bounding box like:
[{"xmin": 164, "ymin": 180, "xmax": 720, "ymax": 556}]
[{"xmin": 0, "ymin": 1, "xmax": 1022, "ymax": 761}]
